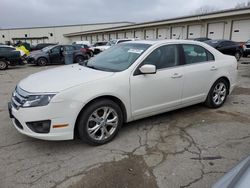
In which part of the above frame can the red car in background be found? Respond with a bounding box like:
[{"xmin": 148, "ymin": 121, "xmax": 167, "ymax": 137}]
[{"xmin": 73, "ymin": 44, "xmax": 94, "ymax": 58}]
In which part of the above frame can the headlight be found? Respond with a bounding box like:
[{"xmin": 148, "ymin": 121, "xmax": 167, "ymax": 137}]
[{"xmin": 22, "ymin": 94, "xmax": 55, "ymax": 108}]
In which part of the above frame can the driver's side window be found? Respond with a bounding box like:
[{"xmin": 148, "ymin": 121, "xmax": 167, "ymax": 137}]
[
  {"xmin": 51, "ymin": 46, "xmax": 60, "ymax": 54},
  {"xmin": 142, "ymin": 44, "xmax": 179, "ymax": 69}
]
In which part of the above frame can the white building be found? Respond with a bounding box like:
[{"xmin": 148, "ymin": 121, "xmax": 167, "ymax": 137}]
[
  {"xmin": 0, "ymin": 22, "xmax": 133, "ymax": 45},
  {"xmin": 64, "ymin": 7, "xmax": 250, "ymax": 43}
]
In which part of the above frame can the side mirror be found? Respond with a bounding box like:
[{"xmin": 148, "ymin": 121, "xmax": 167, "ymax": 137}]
[{"xmin": 139, "ymin": 64, "xmax": 156, "ymax": 74}]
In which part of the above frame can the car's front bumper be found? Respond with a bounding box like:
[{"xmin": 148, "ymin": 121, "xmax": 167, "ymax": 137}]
[
  {"xmin": 26, "ymin": 57, "xmax": 37, "ymax": 64},
  {"xmin": 8, "ymin": 100, "xmax": 83, "ymax": 141}
]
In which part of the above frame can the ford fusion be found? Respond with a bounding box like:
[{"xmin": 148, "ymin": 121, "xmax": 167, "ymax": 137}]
[{"xmin": 8, "ymin": 40, "xmax": 237, "ymax": 145}]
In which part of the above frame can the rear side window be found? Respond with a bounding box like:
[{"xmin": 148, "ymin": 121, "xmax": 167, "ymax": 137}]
[
  {"xmin": 0, "ymin": 47, "xmax": 14, "ymax": 52},
  {"xmin": 64, "ymin": 46, "xmax": 75, "ymax": 51},
  {"xmin": 182, "ymin": 44, "xmax": 214, "ymax": 64}
]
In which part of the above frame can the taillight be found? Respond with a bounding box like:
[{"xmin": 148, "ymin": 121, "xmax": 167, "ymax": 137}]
[{"xmin": 80, "ymin": 48, "xmax": 87, "ymax": 53}]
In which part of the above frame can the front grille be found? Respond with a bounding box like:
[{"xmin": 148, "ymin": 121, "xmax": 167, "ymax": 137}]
[{"xmin": 11, "ymin": 87, "xmax": 29, "ymax": 109}]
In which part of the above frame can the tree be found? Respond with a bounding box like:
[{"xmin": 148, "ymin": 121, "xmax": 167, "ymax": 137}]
[
  {"xmin": 194, "ymin": 5, "xmax": 218, "ymax": 15},
  {"xmin": 235, "ymin": 1, "xmax": 250, "ymax": 8}
]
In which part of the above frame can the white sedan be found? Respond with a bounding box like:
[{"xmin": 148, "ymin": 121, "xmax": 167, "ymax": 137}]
[{"xmin": 9, "ymin": 40, "xmax": 237, "ymax": 145}]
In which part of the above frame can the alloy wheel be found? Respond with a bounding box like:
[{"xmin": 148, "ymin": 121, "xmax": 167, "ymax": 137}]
[
  {"xmin": 87, "ymin": 107, "xmax": 118, "ymax": 141},
  {"xmin": 212, "ymin": 82, "xmax": 227, "ymax": 105}
]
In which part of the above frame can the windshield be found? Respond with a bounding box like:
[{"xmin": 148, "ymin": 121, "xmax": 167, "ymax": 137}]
[
  {"xmin": 85, "ymin": 43, "xmax": 151, "ymax": 72},
  {"xmin": 42, "ymin": 45, "xmax": 56, "ymax": 52},
  {"xmin": 108, "ymin": 40, "xmax": 117, "ymax": 46}
]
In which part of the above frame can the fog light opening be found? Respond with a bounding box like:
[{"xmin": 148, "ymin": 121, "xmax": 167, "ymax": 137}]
[{"xmin": 26, "ymin": 120, "xmax": 51, "ymax": 134}]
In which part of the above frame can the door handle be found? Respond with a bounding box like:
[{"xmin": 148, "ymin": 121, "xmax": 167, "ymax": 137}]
[
  {"xmin": 171, "ymin": 73, "xmax": 183, "ymax": 79},
  {"xmin": 210, "ymin": 66, "xmax": 218, "ymax": 71}
]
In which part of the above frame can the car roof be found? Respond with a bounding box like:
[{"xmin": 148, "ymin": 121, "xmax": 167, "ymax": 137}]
[
  {"xmin": 126, "ymin": 39, "xmax": 210, "ymax": 45},
  {"xmin": 0, "ymin": 45, "xmax": 15, "ymax": 48}
]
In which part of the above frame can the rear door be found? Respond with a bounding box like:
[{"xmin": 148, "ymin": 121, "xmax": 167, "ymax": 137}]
[{"xmin": 181, "ymin": 44, "xmax": 216, "ymax": 104}]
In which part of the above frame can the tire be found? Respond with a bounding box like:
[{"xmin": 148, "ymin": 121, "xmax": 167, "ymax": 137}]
[
  {"xmin": 0, "ymin": 59, "xmax": 8, "ymax": 70},
  {"xmin": 37, "ymin": 58, "xmax": 48, "ymax": 66},
  {"xmin": 243, "ymin": 54, "xmax": 248, "ymax": 58},
  {"xmin": 75, "ymin": 55, "xmax": 85, "ymax": 63},
  {"xmin": 205, "ymin": 78, "xmax": 229, "ymax": 108},
  {"xmin": 90, "ymin": 51, "xmax": 94, "ymax": 57},
  {"xmin": 77, "ymin": 99, "xmax": 123, "ymax": 145},
  {"xmin": 235, "ymin": 51, "xmax": 241, "ymax": 61}
]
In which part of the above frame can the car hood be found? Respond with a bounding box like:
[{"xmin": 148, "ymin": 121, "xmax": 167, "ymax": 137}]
[
  {"xmin": 18, "ymin": 64, "xmax": 114, "ymax": 93},
  {"xmin": 29, "ymin": 50, "xmax": 46, "ymax": 57}
]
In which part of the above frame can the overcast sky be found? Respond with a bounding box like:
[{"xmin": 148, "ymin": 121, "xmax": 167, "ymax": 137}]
[{"xmin": 0, "ymin": 0, "xmax": 248, "ymax": 28}]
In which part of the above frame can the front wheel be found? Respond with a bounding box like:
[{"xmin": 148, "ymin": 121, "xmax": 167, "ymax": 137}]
[
  {"xmin": 0, "ymin": 60, "xmax": 8, "ymax": 70},
  {"xmin": 205, "ymin": 79, "xmax": 229, "ymax": 108},
  {"xmin": 37, "ymin": 58, "xmax": 48, "ymax": 66},
  {"xmin": 77, "ymin": 99, "xmax": 123, "ymax": 145}
]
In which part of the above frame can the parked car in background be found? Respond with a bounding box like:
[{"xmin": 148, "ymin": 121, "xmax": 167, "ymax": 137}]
[
  {"xmin": 91, "ymin": 41, "xmax": 108, "ymax": 54},
  {"xmin": 73, "ymin": 44, "xmax": 94, "ymax": 57},
  {"xmin": 243, "ymin": 39, "xmax": 250, "ymax": 57},
  {"xmin": 94, "ymin": 38, "xmax": 137, "ymax": 53},
  {"xmin": 193, "ymin": 37, "xmax": 211, "ymax": 42},
  {"xmin": 212, "ymin": 156, "xmax": 250, "ymax": 188},
  {"xmin": 9, "ymin": 40, "xmax": 237, "ymax": 145},
  {"xmin": 72, "ymin": 41, "xmax": 91, "ymax": 46},
  {"xmin": 31, "ymin": 43, "xmax": 57, "ymax": 51},
  {"xmin": 26, "ymin": 45, "xmax": 88, "ymax": 66},
  {"xmin": 204, "ymin": 40, "xmax": 243, "ymax": 61},
  {"xmin": 0, "ymin": 45, "xmax": 24, "ymax": 70}
]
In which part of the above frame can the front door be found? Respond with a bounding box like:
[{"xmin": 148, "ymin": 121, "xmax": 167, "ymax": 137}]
[
  {"xmin": 130, "ymin": 44, "xmax": 183, "ymax": 118},
  {"xmin": 49, "ymin": 46, "xmax": 62, "ymax": 64}
]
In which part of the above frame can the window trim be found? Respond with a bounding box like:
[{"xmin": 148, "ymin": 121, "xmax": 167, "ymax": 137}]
[
  {"xmin": 133, "ymin": 43, "xmax": 183, "ymax": 76},
  {"xmin": 180, "ymin": 44, "xmax": 215, "ymax": 66}
]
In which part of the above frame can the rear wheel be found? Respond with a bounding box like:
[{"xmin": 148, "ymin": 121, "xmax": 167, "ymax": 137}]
[
  {"xmin": 75, "ymin": 55, "xmax": 85, "ymax": 63},
  {"xmin": 77, "ymin": 99, "xmax": 123, "ymax": 145},
  {"xmin": 90, "ymin": 51, "xmax": 94, "ymax": 57},
  {"xmin": 0, "ymin": 60, "xmax": 8, "ymax": 70},
  {"xmin": 205, "ymin": 78, "xmax": 229, "ymax": 108},
  {"xmin": 37, "ymin": 58, "xmax": 48, "ymax": 66}
]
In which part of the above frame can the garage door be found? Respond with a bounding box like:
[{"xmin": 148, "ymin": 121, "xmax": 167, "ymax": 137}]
[
  {"xmin": 125, "ymin": 31, "xmax": 134, "ymax": 38},
  {"xmin": 110, "ymin": 33, "xmax": 116, "ymax": 40},
  {"xmin": 92, "ymin": 35, "xmax": 98, "ymax": 43},
  {"xmin": 145, "ymin": 29, "xmax": 155, "ymax": 40},
  {"xmin": 135, "ymin": 30, "xmax": 144, "ymax": 39},
  {"xmin": 87, "ymin": 36, "xmax": 92, "ymax": 43},
  {"xmin": 231, "ymin": 19, "xmax": 250, "ymax": 42},
  {"xmin": 117, "ymin": 32, "xmax": 125, "ymax": 39},
  {"xmin": 157, "ymin": 28, "xmax": 170, "ymax": 39},
  {"xmin": 103, "ymin": 34, "xmax": 109, "ymax": 41},
  {"xmin": 188, "ymin": 25, "xmax": 202, "ymax": 39},
  {"xmin": 207, "ymin": 22, "xmax": 225, "ymax": 40},
  {"xmin": 97, "ymin": 34, "xmax": 103, "ymax": 41},
  {"xmin": 171, "ymin": 27, "xmax": 184, "ymax": 39}
]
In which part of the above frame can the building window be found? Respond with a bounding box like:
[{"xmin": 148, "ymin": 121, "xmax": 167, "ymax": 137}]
[
  {"xmin": 25, "ymin": 34, "xmax": 28, "ymax": 37},
  {"xmin": 2, "ymin": 35, "xmax": 5, "ymax": 38},
  {"xmin": 50, "ymin": 33, "xmax": 53, "ymax": 37}
]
